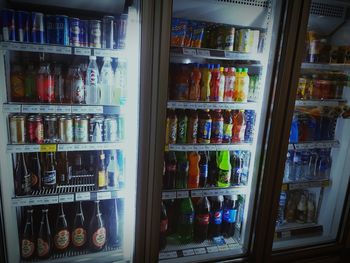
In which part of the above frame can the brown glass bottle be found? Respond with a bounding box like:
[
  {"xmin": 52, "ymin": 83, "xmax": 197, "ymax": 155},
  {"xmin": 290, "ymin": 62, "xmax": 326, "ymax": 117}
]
[
  {"xmin": 89, "ymin": 201, "xmax": 106, "ymax": 252},
  {"xmin": 20, "ymin": 208, "xmax": 35, "ymax": 259},
  {"xmin": 30, "ymin": 152, "xmax": 42, "ymax": 190},
  {"xmin": 57, "ymin": 152, "xmax": 72, "ymax": 185},
  {"xmin": 96, "ymin": 152, "xmax": 107, "ymax": 190},
  {"xmin": 42, "ymin": 152, "xmax": 57, "ymax": 189},
  {"xmin": 72, "ymin": 201, "xmax": 87, "ymax": 250},
  {"xmin": 15, "ymin": 153, "xmax": 31, "ymax": 195},
  {"xmin": 54, "ymin": 203, "xmax": 70, "ymax": 252},
  {"xmin": 37, "ymin": 208, "xmax": 52, "ymax": 259}
]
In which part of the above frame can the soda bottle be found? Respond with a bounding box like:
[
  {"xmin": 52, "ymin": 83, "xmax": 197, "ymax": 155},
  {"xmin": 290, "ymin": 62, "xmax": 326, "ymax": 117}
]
[
  {"xmin": 198, "ymin": 151, "xmax": 208, "ymax": 187},
  {"xmin": 57, "ymin": 151, "xmax": 72, "ymax": 185},
  {"xmin": 210, "ymin": 64, "xmax": 220, "ymax": 101},
  {"xmin": 37, "ymin": 63, "xmax": 55, "ymax": 103},
  {"xmin": 164, "ymin": 151, "xmax": 176, "ymax": 189},
  {"xmin": 174, "ymin": 65, "xmax": 190, "ymax": 100},
  {"xmin": 89, "ymin": 201, "xmax": 107, "ymax": 251},
  {"xmin": 71, "ymin": 66, "xmax": 85, "ymax": 104},
  {"xmin": 232, "ymin": 110, "xmax": 245, "ymax": 143},
  {"xmin": 96, "ymin": 151, "xmax": 107, "ymax": 190},
  {"xmin": 86, "ymin": 56, "xmax": 100, "ymax": 104},
  {"xmin": 244, "ymin": 110, "xmax": 255, "ymax": 142},
  {"xmin": 72, "ymin": 201, "xmax": 87, "ymax": 250},
  {"xmin": 207, "ymin": 152, "xmax": 218, "ymax": 187},
  {"xmin": 222, "ymin": 195, "xmax": 238, "ymax": 237},
  {"xmin": 224, "ymin": 67, "xmax": 235, "ymax": 102},
  {"xmin": 194, "ymin": 197, "xmax": 210, "ymax": 242},
  {"xmin": 197, "ymin": 110, "xmax": 212, "ymax": 144},
  {"xmin": 159, "ymin": 201, "xmax": 168, "ymax": 250},
  {"xmin": 176, "ymin": 152, "xmax": 188, "ymax": 189},
  {"xmin": 42, "ymin": 152, "xmax": 57, "ymax": 189},
  {"xmin": 177, "ymin": 198, "xmax": 194, "ymax": 243},
  {"xmin": 15, "ymin": 153, "xmax": 31, "ymax": 195},
  {"xmin": 11, "ymin": 64, "xmax": 25, "ymax": 102},
  {"xmin": 24, "ymin": 64, "xmax": 36, "ymax": 102},
  {"xmin": 233, "ymin": 68, "xmax": 242, "ymax": 102},
  {"xmin": 186, "ymin": 110, "xmax": 198, "ymax": 144},
  {"xmin": 200, "ymin": 64, "xmax": 211, "ymax": 101},
  {"xmin": 106, "ymin": 199, "xmax": 120, "ymax": 246},
  {"xmin": 187, "ymin": 152, "xmax": 200, "ymax": 189},
  {"xmin": 107, "ymin": 153, "xmax": 118, "ymax": 188},
  {"xmin": 176, "ymin": 109, "xmax": 188, "ymax": 143},
  {"xmin": 230, "ymin": 151, "xmax": 242, "ymax": 186},
  {"xmin": 240, "ymin": 151, "xmax": 250, "ymax": 185},
  {"xmin": 188, "ymin": 63, "xmax": 201, "ymax": 101},
  {"xmin": 53, "ymin": 64, "xmax": 64, "ymax": 103},
  {"xmin": 209, "ymin": 195, "xmax": 223, "ymax": 238},
  {"xmin": 293, "ymin": 151, "xmax": 302, "ymax": 181},
  {"xmin": 218, "ymin": 67, "xmax": 225, "ymax": 101},
  {"xmin": 100, "ymin": 57, "xmax": 113, "ymax": 105},
  {"xmin": 20, "ymin": 208, "xmax": 35, "ymax": 260},
  {"xmin": 223, "ymin": 110, "xmax": 233, "ymax": 143},
  {"xmin": 54, "ymin": 203, "xmax": 70, "ymax": 252},
  {"xmin": 165, "ymin": 109, "xmax": 177, "ymax": 145},
  {"xmin": 210, "ymin": 110, "xmax": 223, "ymax": 143},
  {"xmin": 241, "ymin": 68, "xmax": 250, "ymax": 102},
  {"xmin": 217, "ymin": 151, "xmax": 231, "ymax": 187},
  {"xmin": 37, "ymin": 208, "xmax": 52, "ymax": 259}
]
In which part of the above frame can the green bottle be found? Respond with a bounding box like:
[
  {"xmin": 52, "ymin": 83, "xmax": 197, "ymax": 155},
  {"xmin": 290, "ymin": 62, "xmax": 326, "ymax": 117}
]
[
  {"xmin": 177, "ymin": 198, "xmax": 194, "ymax": 243},
  {"xmin": 176, "ymin": 152, "xmax": 188, "ymax": 189},
  {"xmin": 217, "ymin": 151, "xmax": 231, "ymax": 187}
]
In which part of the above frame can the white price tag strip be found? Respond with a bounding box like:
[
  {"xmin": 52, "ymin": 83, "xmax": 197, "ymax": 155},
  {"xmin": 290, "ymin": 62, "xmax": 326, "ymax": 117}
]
[
  {"xmin": 162, "ymin": 191, "xmax": 177, "ymax": 200},
  {"xmin": 182, "ymin": 249, "xmax": 195, "ymax": 257},
  {"xmin": 281, "ymin": 231, "xmax": 291, "ymax": 239},
  {"xmin": 224, "ymin": 51, "xmax": 236, "ymax": 59},
  {"xmin": 76, "ymin": 192, "xmax": 91, "ymax": 201},
  {"xmin": 2, "ymin": 104, "xmax": 21, "ymax": 112},
  {"xmin": 194, "ymin": 248, "xmax": 207, "ymax": 255},
  {"xmin": 12, "ymin": 198, "xmax": 29, "ymax": 206},
  {"xmin": 87, "ymin": 106, "xmax": 103, "ymax": 113},
  {"xmin": 191, "ymin": 190, "xmax": 203, "ymax": 197},
  {"xmin": 71, "ymin": 106, "xmax": 90, "ymax": 113},
  {"xmin": 55, "ymin": 46, "xmax": 71, "ymax": 54},
  {"xmin": 176, "ymin": 191, "xmax": 189, "ymax": 198},
  {"xmin": 196, "ymin": 49, "xmax": 210, "ymax": 57},
  {"xmin": 183, "ymin": 48, "xmax": 197, "ymax": 56},
  {"xmin": 74, "ymin": 47, "xmax": 91, "ymax": 56},
  {"xmin": 56, "ymin": 105, "xmax": 71, "ymax": 113},
  {"xmin": 38, "ymin": 105, "xmax": 56, "ymax": 113},
  {"xmin": 206, "ymin": 246, "xmax": 219, "ymax": 253},
  {"xmin": 159, "ymin": 251, "xmax": 178, "ymax": 259},
  {"xmin": 35, "ymin": 196, "xmax": 58, "ymax": 205},
  {"xmin": 218, "ymin": 245, "xmax": 229, "ymax": 251},
  {"xmin": 59, "ymin": 194, "xmax": 74, "ymax": 203},
  {"xmin": 22, "ymin": 105, "xmax": 40, "ymax": 113},
  {"xmin": 97, "ymin": 191, "xmax": 112, "ymax": 200}
]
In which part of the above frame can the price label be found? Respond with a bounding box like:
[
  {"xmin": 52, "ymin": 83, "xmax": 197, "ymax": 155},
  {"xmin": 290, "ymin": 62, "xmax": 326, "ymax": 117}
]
[
  {"xmin": 183, "ymin": 48, "xmax": 196, "ymax": 56},
  {"xmin": 187, "ymin": 103, "xmax": 196, "ymax": 109},
  {"xmin": 191, "ymin": 190, "xmax": 203, "ymax": 197},
  {"xmin": 56, "ymin": 105, "xmax": 71, "ymax": 113},
  {"xmin": 202, "ymin": 190, "xmax": 211, "ymax": 196},
  {"xmin": 196, "ymin": 49, "xmax": 210, "ymax": 57},
  {"xmin": 177, "ymin": 191, "xmax": 189, "ymax": 198},
  {"xmin": 59, "ymin": 194, "xmax": 74, "ymax": 203},
  {"xmin": 197, "ymin": 145, "xmax": 206, "ymax": 151},
  {"xmin": 187, "ymin": 145, "xmax": 195, "ymax": 151},
  {"xmin": 162, "ymin": 191, "xmax": 176, "ymax": 199},
  {"xmin": 40, "ymin": 144, "xmax": 57, "ymax": 152},
  {"xmin": 109, "ymin": 50, "xmax": 121, "ymax": 58},
  {"xmin": 194, "ymin": 248, "xmax": 206, "ymax": 255},
  {"xmin": 207, "ymin": 246, "xmax": 219, "ymax": 253},
  {"xmin": 93, "ymin": 49, "xmax": 105, "ymax": 57},
  {"xmin": 71, "ymin": 106, "xmax": 89, "ymax": 113},
  {"xmin": 76, "ymin": 192, "xmax": 91, "ymax": 201},
  {"xmin": 37, "ymin": 45, "xmax": 45, "ymax": 52},
  {"xmin": 28, "ymin": 198, "xmax": 36, "ymax": 206},
  {"xmin": 208, "ymin": 145, "xmax": 216, "ymax": 151},
  {"xmin": 87, "ymin": 106, "xmax": 103, "ymax": 113},
  {"xmin": 224, "ymin": 51, "xmax": 236, "ymax": 59},
  {"xmin": 55, "ymin": 46, "xmax": 71, "ymax": 54},
  {"xmin": 217, "ymin": 189, "xmax": 226, "ymax": 195},
  {"xmin": 22, "ymin": 105, "xmax": 40, "ymax": 113},
  {"xmin": 228, "ymin": 243, "xmax": 238, "ymax": 249},
  {"xmin": 38, "ymin": 105, "xmax": 56, "ymax": 113},
  {"xmin": 281, "ymin": 231, "xmax": 291, "ymax": 239},
  {"xmin": 182, "ymin": 249, "xmax": 195, "ymax": 257},
  {"xmin": 57, "ymin": 144, "xmax": 75, "ymax": 151},
  {"xmin": 159, "ymin": 251, "xmax": 178, "ymax": 259},
  {"xmin": 35, "ymin": 196, "xmax": 58, "ymax": 205},
  {"xmin": 24, "ymin": 44, "xmax": 37, "ymax": 52},
  {"xmin": 218, "ymin": 245, "xmax": 229, "ymax": 251},
  {"xmin": 210, "ymin": 189, "xmax": 220, "ymax": 196},
  {"xmin": 2, "ymin": 104, "xmax": 21, "ymax": 112},
  {"xmin": 45, "ymin": 45, "xmax": 55, "ymax": 53},
  {"xmin": 0, "ymin": 42, "xmax": 10, "ymax": 49},
  {"xmin": 97, "ymin": 191, "xmax": 112, "ymax": 200},
  {"xmin": 74, "ymin": 47, "xmax": 91, "ymax": 56},
  {"xmin": 12, "ymin": 198, "xmax": 29, "ymax": 206}
]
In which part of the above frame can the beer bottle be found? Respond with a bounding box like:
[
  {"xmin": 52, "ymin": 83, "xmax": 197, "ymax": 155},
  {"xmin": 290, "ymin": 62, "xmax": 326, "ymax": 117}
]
[
  {"xmin": 89, "ymin": 201, "xmax": 107, "ymax": 251},
  {"xmin": 97, "ymin": 152, "xmax": 107, "ymax": 190},
  {"xmin": 87, "ymin": 151, "xmax": 96, "ymax": 175},
  {"xmin": 30, "ymin": 152, "xmax": 42, "ymax": 190},
  {"xmin": 37, "ymin": 208, "xmax": 52, "ymax": 259},
  {"xmin": 107, "ymin": 199, "xmax": 119, "ymax": 246},
  {"xmin": 54, "ymin": 203, "xmax": 70, "ymax": 252},
  {"xmin": 72, "ymin": 202, "xmax": 87, "ymax": 249},
  {"xmin": 42, "ymin": 152, "xmax": 57, "ymax": 189},
  {"xmin": 57, "ymin": 152, "xmax": 72, "ymax": 185},
  {"xmin": 15, "ymin": 153, "xmax": 31, "ymax": 195},
  {"xmin": 73, "ymin": 153, "xmax": 84, "ymax": 176},
  {"xmin": 20, "ymin": 208, "xmax": 35, "ymax": 259}
]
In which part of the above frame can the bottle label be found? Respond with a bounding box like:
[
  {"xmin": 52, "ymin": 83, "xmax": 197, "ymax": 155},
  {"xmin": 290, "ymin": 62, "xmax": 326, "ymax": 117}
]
[
  {"xmin": 21, "ymin": 239, "xmax": 35, "ymax": 258},
  {"xmin": 198, "ymin": 119, "xmax": 212, "ymax": 142},
  {"xmin": 98, "ymin": 171, "xmax": 107, "ymax": 187},
  {"xmin": 210, "ymin": 211, "xmax": 222, "ymax": 225},
  {"xmin": 108, "ymin": 171, "xmax": 117, "ymax": 187},
  {"xmin": 54, "ymin": 229, "xmax": 70, "ymax": 250},
  {"xmin": 196, "ymin": 213, "xmax": 209, "ymax": 225},
  {"xmin": 177, "ymin": 117, "xmax": 187, "ymax": 142},
  {"xmin": 92, "ymin": 227, "xmax": 106, "ymax": 248},
  {"xmin": 160, "ymin": 219, "xmax": 168, "ymax": 233},
  {"xmin": 218, "ymin": 169, "xmax": 230, "ymax": 185},
  {"xmin": 72, "ymin": 227, "xmax": 87, "ymax": 247},
  {"xmin": 166, "ymin": 118, "xmax": 177, "ymax": 144},
  {"xmin": 187, "ymin": 118, "xmax": 198, "ymax": 142},
  {"xmin": 166, "ymin": 164, "xmax": 176, "ymax": 173},
  {"xmin": 223, "ymin": 123, "xmax": 233, "ymax": 141},
  {"xmin": 175, "ymin": 84, "xmax": 189, "ymax": 100},
  {"xmin": 211, "ymin": 120, "xmax": 223, "ymax": 141},
  {"xmin": 223, "ymin": 209, "xmax": 237, "ymax": 223},
  {"xmin": 23, "ymin": 173, "xmax": 32, "ymax": 193},
  {"xmin": 199, "ymin": 164, "xmax": 208, "ymax": 179},
  {"xmin": 43, "ymin": 170, "xmax": 56, "ymax": 186},
  {"xmin": 31, "ymin": 173, "xmax": 39, "ymax": 188},
  {"xmin": 72, "ymin": 78, "xmax": 85, "ymax": 103},
  {"xmin": 37, "ymin": 238, "xmax": 49, "ymax": 257},
  {"xmin": 179, "ymin": 213, "xmax": 194, "ymax": 225}
]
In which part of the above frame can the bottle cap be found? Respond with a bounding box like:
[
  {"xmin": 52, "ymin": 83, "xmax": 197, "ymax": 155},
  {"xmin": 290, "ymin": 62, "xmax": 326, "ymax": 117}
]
[
  {"xmin": 243, "ymin": 68, "xmax": 248, "ymax": 72},
  {"xmin": 215, "ymin": 64, "xmax": 220, "ymax": 68},
  {"xmin": 220, "ymin": 67, "xmax": 224, "ymax": 72}
]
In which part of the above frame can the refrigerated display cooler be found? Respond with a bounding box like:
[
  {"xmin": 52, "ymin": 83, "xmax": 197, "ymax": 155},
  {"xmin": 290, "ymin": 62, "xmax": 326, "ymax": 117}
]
[{"xmin": 0, "ymin": 0, "xmax": 141, "ymax": 262}]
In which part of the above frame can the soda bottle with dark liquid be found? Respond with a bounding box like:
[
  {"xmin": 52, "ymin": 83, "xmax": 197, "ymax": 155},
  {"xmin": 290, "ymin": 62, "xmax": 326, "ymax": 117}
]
[
  {"xmin": 37, "ymin": 208, "xmax": 52, "ymax": 259},
  {"xmin": 72, "ymin": 201, "xmax": 87, "ymax": 250},
  {"xmin": 89, "ymin": 201, "xmax": 107, "ymax": 252},
  {"xmin": 54, "ymin": 203, "xmax": 70, "ymax": 252},
  {"xmin": 29, "ymin": 152, "xmax": 42, "ymax": 190},
  {"xmin": 42, "ymin": 152, "xmax": 57, "ymax": 189},
  {"xmin": 57, "ymin": 151, "xmax": 72, "ymax": 185},
  {"xmin": 164, "ymin": 151, "xmax": 176, "ymax": 189},
  {"xmin": 209, "ymin": 195, "xmax": 223, "ymax": 238},
  {"xmin": 221, "ymin": 195, "xmax": 238, "ymax": 237},
  {"xmin": 15, "ymin": 153, "xmax": 31, "ymax": 195},
  {"xmin": 194, "ymin": 197, "xmax": 210, "ymax": 242},
  {"xmin": 159, "ymin": 201, "xmax": 168, "ymax": 250},
  {"xmin": 20, "ymin": 208, "xmax": 35, "ymax": 260},
  {"xmin": 198, "ymin": 151, "xmax": 208, "ymax": 188}
]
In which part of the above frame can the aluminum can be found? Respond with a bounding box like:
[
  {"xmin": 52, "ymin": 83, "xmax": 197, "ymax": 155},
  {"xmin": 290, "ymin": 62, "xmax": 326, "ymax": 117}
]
[
  {"xmin": 45, "ymin": 15, "xmax": 56, "ymax": 44},
  {"xmin": 30, "ymin": 12, "xmax": 44, "ymax": 43},
  {"xmin": 89, "ymin": 115, "xmax": 104, "ymax": 142},
  {"xmin": 16, "ymin": 11, "xmax": 29, "ymax": 42},
  {"xmin": 103, "ymin": 116, "xmax": 117, "ymax": 142},
  {"xmin": 1, "ymin": 9, "xmax": 16, "ymax": 41},
  {"xmin": 235, "ymin": 29, "xmax": 250, "ymax": 52},
  {"xmin": 27, "ymin": 115, "xmax": 44, "ymax": 143},
  {"xmin": 115, "ymin": 14, "xmax": 127, "ymax": 49},
  {"xmin": 10, "ymin": 115, "xmax": 26, "ymax": 143},
  {"xmin": 89, "ymin": 20, "xmax": 101, "ymax": 48},
  {"xmin": 69, "ymin": 17, "xmax": 80, "ymax": 47},
  {"xmin": 74, "ymin": 115, "xmax": 88, "ymax": 142},
  {"xmin": 55, "ymin": 15, "xmax": 69, "ymax": 45},
  {"xmin": 102, "ymin": 16, "xmax": 114, "ymax": 49},
  {"xmin": 79, "ymin": 19, "xmax": 88, "ymax": 47},
  {"xmin": 44, "ymin": 115, "xmax": 58, "ymax": 142},
  {"xmin": 58, "ymin": 115, "xmax": 73, "ymax": 142},
  {"xmin": 224, "ymin": 26, "xmax": 235, "ymax": 51}
]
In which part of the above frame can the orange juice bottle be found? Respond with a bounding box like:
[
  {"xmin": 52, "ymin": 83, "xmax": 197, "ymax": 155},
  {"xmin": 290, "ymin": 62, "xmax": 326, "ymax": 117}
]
[
  {"xmin": 189, "ymin": 63, "xmax": 202, "ymax": 101},
  {"xmin": 188, "ymin": 152, "xmax": 201, "ymax": 188},
  {"xmin": 233, "ymin": 68, "xmax": 242, "ymax": 101}
]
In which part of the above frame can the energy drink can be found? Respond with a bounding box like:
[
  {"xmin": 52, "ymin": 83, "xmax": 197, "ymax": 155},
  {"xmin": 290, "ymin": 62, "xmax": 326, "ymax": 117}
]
[
  {"xmin": 69, "ymin": 17, "xmax": 80, "ymax": 46},
  {"xmin": 56, "ymin": 15, "xmax": 69, "ymax": 45},
  {"xmin": 16, "ymin": 11, "xmax": 29, "ymax": 42},
  {"xmin": 1, "ymin": 9, "xmax": 16, "ymax": 41},
  {"xmin": 45, "ymin": 15, "xmax": 56, "ymax": 44},
  {"xmin": 30, "ymin": 12, "xmax": 45, "ymax": 43}
]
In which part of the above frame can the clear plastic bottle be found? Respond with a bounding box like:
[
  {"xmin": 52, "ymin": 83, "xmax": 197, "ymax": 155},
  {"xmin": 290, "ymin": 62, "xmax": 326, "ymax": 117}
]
[
  {"xmin": 293, "ymin": 151, "xmax": 302, "ymax": 181},
  {"xmin": 100, "ymin": 57, "xmax": 113, "ymax": 105},
  {"xmin": 85, "ymin": 56, "xmax": 100, "ymax": 105}
]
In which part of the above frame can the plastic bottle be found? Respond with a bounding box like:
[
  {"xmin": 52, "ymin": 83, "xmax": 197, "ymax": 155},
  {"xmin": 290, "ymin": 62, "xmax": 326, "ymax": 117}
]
[
  {"xmin": 210, "ymin": 110, "xmax": 224, "ymax": 143},
  {"xmin": 276, "ymin": 192, "xmax": 287, "ymax": 227},
  {"xmin": 175, "ymin": 65, "xmax": 190, "ymax": 100},
  {"xmin": 296, "ymin": 193, "xmax": 307, "ymax": 223},
  {"xmin": 300, "ymin": 151, "xmax": 311, "ymax": 180},
  {"xmin": 176, "ymin": 152, "xmax": 188, "ymax": 189},
  {"xmin": 224, "ymin": 67, "xmax": 235, "ymax": 102},
  {"xmin": 177, "ymin": 198, "xmax": 194, "ymax": 243},
  {"xmin": 198, "ymin": 110, "xmax": 212, "ymax": 144},
  {"xmin": 293, "ymin": 151, "xmax": 302, "ymax": 181},
  {"xmin": 85, "ymin": 56, "xmax": 100, "ymax": 104},
  {"xmin": 217, "ymin": 151, "xmax": 231, "ymax": 187},
  {"xmin": 194, "ymin": 197, "xmax": 210, "ymax": 242},
  {"xmin": 210, "ymin": 64, "xmax": 221, "ymax": 101},
  {"xmin": 230, "ymin": 151, "xmax": 242, "ymax": 186},
  {"xmin": 159, "ymin": 201, "xmax": 168, "ymax": 250},
  {"xmin": 316, "ymin": 149, "xmax": 332, "ymax": 179},
  {"xmin": 218, "ymin": 67, "xmax": 225, "ymax": 101},
  {"xmin": 200, "ymin": 64, "xmax": 211, "ymax": 101},
  {"xmin": 100, "ymin": 57, "xmax": 113, "ymax": 105},
  {"xmin": 164, "ymin": 152, "xmax": 177, "ymax": 190},
  {"xmin": 241, "ymin": 68, "xmax": 250, "ymax": 102},
  {"xmin": 198, "ymin": 151, "xmax": 208, "ymax": 188},
  {"xmin": 209, "ymin": 195, "xmax": 223, "ymax": 238},
  {"xmin": 189, "ymin": 63, "xmax": 201, "ymax": 101},
  {"xmin": 207, "ymin": 152, "xmax": 217, "ymax": 187},
  {"xmin": 223, "ymin": 110, "xmax": 233, "ymax": 143},
  {"xmin": 222, "ymin": 195, "xmax": 238, "ymax": 237},
  {"xmin": 284, "ymin": 150, "xmax": 295, "ymax": 182},
  {"xmin": 188, "ymin": 152, "xmax": 200, "ymax": 189},
  {"xmin": 233, "ymin": 68, "xmax": 242, "ymax": 102}
]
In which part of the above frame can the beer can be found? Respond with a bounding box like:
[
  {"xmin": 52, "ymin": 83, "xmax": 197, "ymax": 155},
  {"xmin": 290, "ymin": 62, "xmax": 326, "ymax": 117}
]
[
  {"xmin": 102, "ymin": 16, "xmax": 114, "ymax": 49},
  {"xmin": 16, "ymin": 11, "xmax": 29, "ymax": 42},
  {"xmin": 89, "ymin": 115, "xmax": 104, "ymax": 142},
  {"xmin": 10, "ymin": 115, "xmax": 26, "ymax": 143},
  {"xmin": 103, "ymin": 116, "xmax": 118, "ymax": 142},
  {"xmin": 55, "ymin": 15, "xmax": 69, "ymax": 45},
  {"xmin": 89, "ymin": 20, "xmax": 101, "ymax": 48},
  {"xmin": 44, "ymin": 115, "xmax": 58, "ymax": 143},
  {"xmin": 69, "ymin": 17, "xmax": 80, "ymax": 47},
  {"xmin": 45, "ymin": 15, "xmax": 56, "ymax": 44},
  {"xmin": 30, "ymin": 12, "xmax": 44, "ymax": 43},
  {"xmin": 79, "ymin": 19, "xmax": 89, "ymax": 47},
  {"xmin": 235, "ymin": 29, "xmax": 250, "ymax": 52},
  {"xmin": 1, "ymin": 9, "xmax": 16, "ymax": 41},
  {"xmin": 115, "ymin": 14, "xmax": 127, "ymax": 49},
  {"xmin": 74, "ymin": 115, "xmax": 88, "ymax": 142},
  {"xmin": 58, "ymin": 115, "xmax": 73, "ymax": 142},
  {"xmin": 250, "ymin": 30, "xmax": 260, "ymax": 53},
  {"xmin": 224, "ymin": 26, "xmax": 235, "ymax": 51},
  {"xmin": 27, "ymin": 115, "xmax": 44, "ymax": 143}
]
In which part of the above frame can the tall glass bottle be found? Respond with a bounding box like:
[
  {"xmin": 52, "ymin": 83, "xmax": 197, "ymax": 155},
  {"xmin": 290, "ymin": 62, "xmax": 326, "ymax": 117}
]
[
  {"xmin": 15, "ymin": 153, "xmax": 31, "ymax": 195},
  {"xmin": 42, "ymin": 152, "xmax": 57, "ymax": 189},
  {"xmin": 72, "ymin": 201, "xmax": 87, "ymax": 250},
  {"xmin": 96, "ymin": 151, "xmax": 107, "ymax": 190},
  {"xmin": 89, "ymin": 201, "xmax": 107, "ymax": 252},
  {"xmin": 20, "ymin": 208, "xmax": 35, "ymax": 260},
  {"xmin": 86, "ymin": 56, "xmax": 100, "ymax": 105},
  {"xmin": 54, "ymin": 203, "xmax": 70, "ymax": 252},
  {"xmin": 37, "ymin": 208, "xmax": 52, "ymax": 259},
  {"xmin": 57, "ymin": 151, "xmax": 72, "ymax": 185},
  {"xmin": 107, "ymin": 199, "xmax": 119, "ymax": 247},
  {"xmin": 30, "ymin": 152, "xmax": 42, "ymax": 191},
  {"xmin": 100, "ymin": 57, "xmax": 113, "ymax": 105}
]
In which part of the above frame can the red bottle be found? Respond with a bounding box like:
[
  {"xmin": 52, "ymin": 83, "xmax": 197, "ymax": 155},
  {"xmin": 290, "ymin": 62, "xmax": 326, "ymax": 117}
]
[
  {"xmin": 37, "ymin": 63, "xmax": 55, "ymax": 103},
  {"xmin": 210, "ymin": 64, "xmax": 221, "ymax": 101}
]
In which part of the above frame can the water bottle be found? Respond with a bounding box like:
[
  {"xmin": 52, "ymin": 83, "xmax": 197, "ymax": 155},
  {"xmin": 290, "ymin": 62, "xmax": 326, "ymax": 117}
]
[
  {"xmin": 85, "ymin": 56, "xmax": 100, "ymax": 104},
  {"xmin": 100, "ymin": 57, "xmax": 113, "ymax": 105},
  {"xmin": 294, "ymin": 151, "xmax": 302, "ymax": 181},
  {"xmin": 308, "ymin": 150, "xmax": 318, "ymax": 179},
  {"xmin": 284, "ymin": 150, "xmax": 294, "ymax": 182},
  {"xmin": 276, "ymin": 192, "xmax": 287, "ymax": 227},
  {"xmin": 317, "ymin": 149, "xmax": 332, "ymax": 179},
  {"xmin": 300, "ymin": 151, "xmax": 311, "ymax": 180}
]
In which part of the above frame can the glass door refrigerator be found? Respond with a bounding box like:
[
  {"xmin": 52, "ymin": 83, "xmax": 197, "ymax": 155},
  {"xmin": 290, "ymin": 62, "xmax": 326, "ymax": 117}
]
[
  {"xmin": 0, "ymin": 0, "xmax": 141, "ymax": 262},
  {"xmin": 267, "ymin": 0, "xmax": 350, "ymax": 260},
  {"xmin": 145, "ymin": 0, "xmax": 297, "ymax": 262}
]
